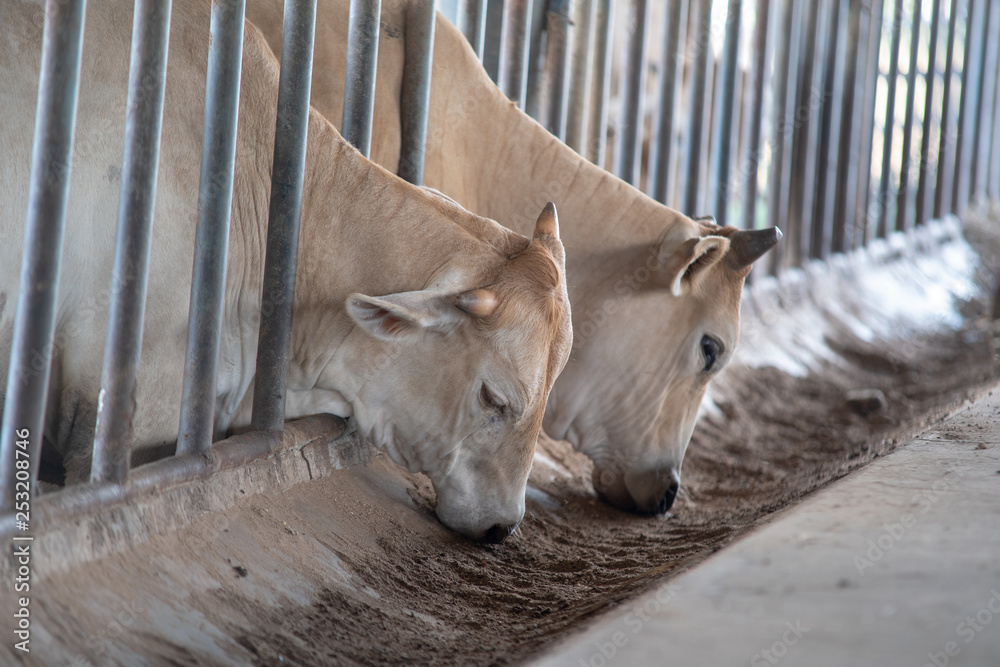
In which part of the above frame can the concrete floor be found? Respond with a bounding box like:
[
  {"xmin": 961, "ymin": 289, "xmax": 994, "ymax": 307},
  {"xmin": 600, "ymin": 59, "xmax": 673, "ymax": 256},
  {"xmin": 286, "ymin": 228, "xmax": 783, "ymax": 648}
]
[{"xmin": 530, "ymin": 387, "xmax": 1000, "ymax": 667}]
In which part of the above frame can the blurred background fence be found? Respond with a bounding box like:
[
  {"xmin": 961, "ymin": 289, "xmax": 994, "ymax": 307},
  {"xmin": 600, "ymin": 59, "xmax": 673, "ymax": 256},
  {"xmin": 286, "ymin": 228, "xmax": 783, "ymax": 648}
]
[{"xmin": 441, "ymin": 0, "xmax": 1000, "ymax": 276}]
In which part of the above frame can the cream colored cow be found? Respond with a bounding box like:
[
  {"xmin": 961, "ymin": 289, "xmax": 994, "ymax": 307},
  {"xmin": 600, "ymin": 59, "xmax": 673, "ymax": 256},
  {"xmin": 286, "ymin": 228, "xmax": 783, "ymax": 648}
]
[
  {"xmin": 0, "ymin": 0, "xmax": 571, "ymax": 541},
  {"xmin": 247, "ymin": 0, "xmax": 779, "ymax": 515}
]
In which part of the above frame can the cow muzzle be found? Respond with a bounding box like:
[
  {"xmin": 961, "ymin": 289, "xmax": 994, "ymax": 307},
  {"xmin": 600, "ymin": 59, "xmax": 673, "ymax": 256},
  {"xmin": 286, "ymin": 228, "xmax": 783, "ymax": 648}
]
[{"xmin": 592, "ymin": 465, "xmax": 682, "ymax": 515}]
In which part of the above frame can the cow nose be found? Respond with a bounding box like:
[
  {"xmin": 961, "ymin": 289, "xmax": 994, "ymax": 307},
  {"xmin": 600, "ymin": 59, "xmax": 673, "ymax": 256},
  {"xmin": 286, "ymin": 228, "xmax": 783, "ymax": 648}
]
[
  {"xmin": 655, "ymin": 480, "xmax": 679, "ymax": 514},
  {"xmin": 482, "ymin": 523, "xmax": 516, "ymax": 544},
  {"xmin": 653, "ymin": 470, "xmax": 681, "ymax": 515}
]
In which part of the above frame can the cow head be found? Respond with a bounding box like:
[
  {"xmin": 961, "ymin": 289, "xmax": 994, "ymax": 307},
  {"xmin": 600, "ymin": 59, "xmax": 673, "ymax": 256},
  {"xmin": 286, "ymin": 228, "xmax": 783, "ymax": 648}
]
[
  {"xmin": 343, "ymin": 204, "xmax": 571, "ymax": 542},
  {"xmin": 545, "ymin": 217, "xmax": 780, "ymax": 515}
]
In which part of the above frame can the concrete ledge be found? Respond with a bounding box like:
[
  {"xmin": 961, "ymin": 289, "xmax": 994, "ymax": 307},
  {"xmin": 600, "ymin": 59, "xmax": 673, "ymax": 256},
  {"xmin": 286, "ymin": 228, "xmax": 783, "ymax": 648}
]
[
  {"xmin": 530, "ymin": 387, "xmax": 1000, "ymax": 667},
  {"xmin": 0, "ymin": 415, "xmax": 370, "ymax": 583}
]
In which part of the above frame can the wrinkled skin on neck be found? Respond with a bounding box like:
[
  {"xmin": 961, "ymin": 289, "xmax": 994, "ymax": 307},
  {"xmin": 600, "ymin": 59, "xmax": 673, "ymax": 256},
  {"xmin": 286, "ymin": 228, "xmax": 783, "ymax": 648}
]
[{"xmin": 246, "ymin": 0, "xmax": 772, "ymax": 515}]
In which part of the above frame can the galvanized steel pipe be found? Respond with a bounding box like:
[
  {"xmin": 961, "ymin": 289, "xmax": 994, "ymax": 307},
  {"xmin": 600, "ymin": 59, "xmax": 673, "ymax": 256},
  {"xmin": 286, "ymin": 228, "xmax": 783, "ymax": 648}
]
[
  {"xmin": 457, "ymin": 0, "xmax": 487, "ymax": 58},
  {"xmin": 915, "ymin": 0, "xmax": 943, "ymax": 228},
  {"xmin": 251, "ymin": 0, "xmax": 317, "ymax": 434},
  {"xmin": 498, "ymin": 0, "xmax": 531, "ymax": 109},
  {"xmin": 587, "ymin": 0, "xmax": 614, "ymax": 166},
  {"xmin": 710, "ymin": 0, "xmax": 742, "ymax": 226},
  {"xmin": 542, "ymin": 0, "xmax": 572, "ymax": 140},
  {"xmin": 177, "ymin": 0, "xmax": 246, "ymax": 457},
  {"xmin": 341, "ymin": 0, "xmax": 381, "ymax": 157},
  {"xmin": 875, "ymin": 0, "xmax": 905, "ymax": 240},
  {"xmin": 399, "ymin": 0, "xmax": 437, "ymax": 185},
  {"xmin": 91, "ymin": 0, "xmax": 173, "ymax": 484},
  {"xmin": 616, "ymin": 0, "xmax": 649, "ymax": 185},
  {"xmin": 0, "ymin": 0, "xmax": 87, "ymax": 509},
  {"xmin": 894, "ymin": 0, "xmax": 925, "ymax": 233},
  {"xmin": 565, "ymin": 0, "xmax": 595, "ymax": 154}
]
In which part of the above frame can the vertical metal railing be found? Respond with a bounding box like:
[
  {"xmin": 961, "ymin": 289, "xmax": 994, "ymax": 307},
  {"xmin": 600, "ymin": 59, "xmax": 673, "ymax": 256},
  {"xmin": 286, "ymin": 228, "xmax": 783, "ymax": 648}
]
[
  {"xmin": 615, "ymin": 0, "xmax": 649, "ymax": 185},
  {"xmin": 250, "ymin": 0, "xmax": 317, "ymax": 434},
  {"xmin": 683, "ymin": 0, "xmax": 714, "ymax": 213},
  {"xmin": 498, "ymin": 0, "xmax": 531, "ymax": 108},
  {"xmin": 972, "ymin": 1, "xmax": 1000, "ymax": 202},
  {"xmin": 565, "ymin": 0, "xmax": 595, "ymax": 154},
  {"xmin": 91, "ymin": 0, "xmax": 173, "ymax": 483},
  {"xmin": 710, "ymin": 0, "xmax": 742, "ymax": 226},
  {"xmin": 915, "ymin": 0, "xmax": 943, "ymax": 229},
  {"xmin": 587, "ymin": 0, "xmax": 614, "ymax": 166},
  {"xmin": 342, "ymin": 0, "xmax": 381, "ymax": 157},
  {"xmin": 399, "ymin": 0, "xmax": 438, "ymax": 185},
  {"xmin": 952, "ymin": 0, "xmax": 982, "ymax": 216},
  {"xmin": 541, "ymin": 0, "xmax": 572, "ymax": 140},
  {"xmin": 0, "ymin": 0, "xmax": 87, "ymax": 509},
  {"xmin": 895, "ymin": 0, "xmax": 924, "ymax": 234},
  {"xmin": 649, "ymin": 0, "xmax": 686, "ymax": 207},
  {"xmin": 458, "ymin": 0, "xmax": 488, "ymax": 58},
  {"xmin": 177, "ymin": 0, "xmax": 247, "ymax": 457},
  {"xmin": 472, "ymin": 0, "xmax": 997, "ymax": 276}
]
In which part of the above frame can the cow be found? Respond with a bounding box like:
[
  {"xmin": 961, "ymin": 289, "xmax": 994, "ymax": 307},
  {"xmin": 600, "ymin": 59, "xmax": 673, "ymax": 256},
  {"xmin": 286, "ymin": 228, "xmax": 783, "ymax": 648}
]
[
  {"xmin": 246, "ymin": 0, "xmax": 780, "ymax": 516},
  {"xmin": 0, "ymin": 0, "xmax": 572, "ymax": 542}
]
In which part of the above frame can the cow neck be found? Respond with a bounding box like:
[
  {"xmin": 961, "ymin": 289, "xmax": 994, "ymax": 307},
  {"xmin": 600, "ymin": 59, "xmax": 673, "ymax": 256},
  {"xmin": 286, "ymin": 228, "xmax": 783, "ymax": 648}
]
[{"xmin": 423, "ymin": 20, "xmax": 691, "ymax": 294}]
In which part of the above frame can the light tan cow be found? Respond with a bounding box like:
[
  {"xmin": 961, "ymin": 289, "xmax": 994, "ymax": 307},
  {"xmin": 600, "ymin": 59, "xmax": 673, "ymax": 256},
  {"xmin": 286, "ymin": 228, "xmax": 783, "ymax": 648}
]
[
  {"xmin": 0, "ymin": 0, "xmax": 571, "ymax": 541},
  {"xmin": 248, "ymin": 0, "xmax": 779, "ymax": 515}
]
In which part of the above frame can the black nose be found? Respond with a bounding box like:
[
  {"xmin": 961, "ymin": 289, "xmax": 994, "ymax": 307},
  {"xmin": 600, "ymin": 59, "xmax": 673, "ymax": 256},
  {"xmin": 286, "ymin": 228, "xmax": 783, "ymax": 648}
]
[
  {"xmin": 655, "ymin": 478, "xmax": 680, "ymax": 515},
  {"xmin": 482, "ymin": 523, "xmax": 515, "ymax": 544}
]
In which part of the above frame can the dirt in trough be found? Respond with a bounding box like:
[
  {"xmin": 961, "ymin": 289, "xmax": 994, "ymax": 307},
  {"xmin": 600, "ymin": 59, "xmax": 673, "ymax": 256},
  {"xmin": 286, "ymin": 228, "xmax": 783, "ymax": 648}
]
[{"xmin": 211, "ymin": 311, "xmax": 1000, "ymax": 662}]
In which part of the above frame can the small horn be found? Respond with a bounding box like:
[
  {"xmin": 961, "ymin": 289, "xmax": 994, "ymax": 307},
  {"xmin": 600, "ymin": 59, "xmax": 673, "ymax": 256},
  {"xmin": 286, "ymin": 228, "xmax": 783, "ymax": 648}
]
[
  {"xmin": 726, "ymin": 227, "xmax": 782, "ymax": 270},
  {"xmin": 456, "ymin": 289, "xmax": 499, "ymax": 318},
  {"xmin": 533, "ymin": 202, "xmax": 559, "ymax": 240},
  {"xmin": 692, "ymin": 214, "xmax": 717, "ymax": 225}
]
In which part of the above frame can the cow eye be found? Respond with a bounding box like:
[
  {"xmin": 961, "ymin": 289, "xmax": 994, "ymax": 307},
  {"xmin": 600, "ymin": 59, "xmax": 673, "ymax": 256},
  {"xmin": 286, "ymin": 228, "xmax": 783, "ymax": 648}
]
[
  {"xmin": 480, "ymin": 383, "xmax": 507, "ymax": 416},
  {"xmin": 701, "ymin": 335, "xmax": 722, "ymax": 372}
]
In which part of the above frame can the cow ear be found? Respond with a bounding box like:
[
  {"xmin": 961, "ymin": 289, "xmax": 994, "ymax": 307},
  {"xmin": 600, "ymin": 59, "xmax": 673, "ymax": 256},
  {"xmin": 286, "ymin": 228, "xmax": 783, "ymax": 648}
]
[
  {"xmin": 657, "ymin": 235, "xmax": 730, "ymax": 297},
  {"xmin": 346, "ymin": 290, "xmax": 461, "ymax": 341}
]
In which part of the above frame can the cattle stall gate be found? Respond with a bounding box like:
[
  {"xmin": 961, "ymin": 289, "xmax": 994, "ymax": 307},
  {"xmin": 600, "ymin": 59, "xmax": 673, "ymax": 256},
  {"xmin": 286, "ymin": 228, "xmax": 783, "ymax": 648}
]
[{"xmin": 1, "ymin": 0, "xmax": 999, "ymax": 664}]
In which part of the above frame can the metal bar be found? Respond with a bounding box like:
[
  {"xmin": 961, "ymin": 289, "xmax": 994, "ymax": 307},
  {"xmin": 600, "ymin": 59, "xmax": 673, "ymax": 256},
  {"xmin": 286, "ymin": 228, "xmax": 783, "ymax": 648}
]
[
  {"xmin": 951, "ymin": 0, "xmax": 983, "ymax": 215},
  {"xmin": 587, "ymin": 0, "xmax": 614, "ymax": 165},
  {"xmin": 616, "ymin": 0, "xmax": 650, "ymax": 185},
  {"xmin": 177, "ymin": 0, "xmax": 246, "ymax": 458},
  {"xmin": 682, "ymin": 0, "xmax": 713, "ymax": 213},
  {"xmin": 787, "ymin": 0, "xmax": 824, "ymax": 266},
  {"xmin": 765, "ymin": 0, "xmax": 803, "ymax": 271},
  {"xmin": 934, "ymin": 0, "xmax": 963, "ymax": 218},
  {"xmin": 0, "ymin": 0, "xmax": 87, "ymax": 510},
  {"xmin": 813, "ymin": 0, "xmax": 848, "ymax": 259},
  {"xmin": 875, "ymin": 0, "xmax": 904, "ymax": 239},
  {"xmin": 915, "ymin": 0, "xmax": 943, "ymax": 227},
  {"xmin": 250, "ymin": 0, "xmax": 317, "ymax": 435},
  {"xmin": 854, "ymin": 0, "xmax": 884, "ymax": 249},
  {"xmin": 91, "ymin": 0, "xmax": 173, "ymax": 484},
  {"xmin": 524, "ymin": 0, "xmax": 549, "ymax": 120},
  {"xmin": 399, "ymin": 0, "xmax": 437, "ymax": 185},
  {"xmin": 458, "ymin": 0, "xmax": 487, "ymax": 58},
  {"xmin": 541, "ymin": 0, "xmax": 572, "ymax": 140},
  {"xmin": 989, "ymin": 27, "xmax": 1000, "ymax": 200},
  {"xmin": 833, "ymin": 0, "xmax": 868, "ymax": 252},
  {"xmin": 650, "ymin": 0, "xmax": 687, "ymax": 205},
  {"xmin": 482, "ymin": 0, "xmax": 504, "ymax": 83},
  {"xmin": 341, "ymin": 0, "xmax": 381, "ymax": 157},
  {"xmin": 972, "ymin": 0, "xmax": 1000, "ymax": 201},
  {"xmin": 498, "ymin": 0, "xmax": 531, "ymax": 109},
  {"xmin": 710, "ymin": 0, "xmax": 742, "ymax": 225},
  {"xmin": 894, "ymin": 0, "xmax": 924, "ymax": 233},
  {"xmin": 739, "ymin": 0, "xmax": 770, "ymax": 229},
  {"xmin": 565, "ymin": 0, "xmax": 595, "ymax": 154}
]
